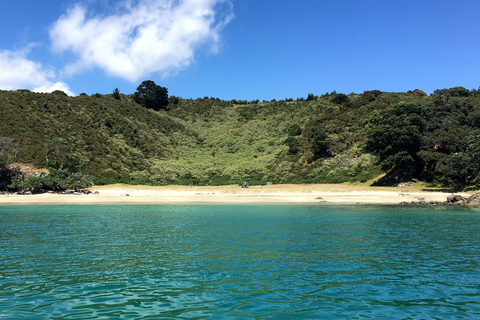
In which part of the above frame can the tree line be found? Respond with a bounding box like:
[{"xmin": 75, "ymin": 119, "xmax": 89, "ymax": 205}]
[
  {"xmin": 365, "ymin": 97, "xmax": 480, "ymax": 190},
  {"xmin": 0, "ymin": 137, "xmax": 92, "ymax": 194},
  {"xmin": 1, "ymin": 83, "xmax": 479, "ymax": 191}
]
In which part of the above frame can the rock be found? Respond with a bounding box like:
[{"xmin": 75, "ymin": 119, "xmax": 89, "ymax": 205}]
[
  {"xmin": 397, "ymin": 182, "xmax": 415, "ymax": 188},
  {"xmin": 447, "ymin": 194, "xmax": 466, "ymax": 205},
  {"xmin": 466, "ymin": 192, "xmax": 480, "ymax": 208},
  {"xmin": 399, "ymin": 200, "xmax": 442, "ymax": 206},
  {"xmin": 415, "ymin": 197, "xmax": 425, "ymax": 204},
  {"xmin": 428, "ymin": 200, "xmax": 448, "ymax": 206}
]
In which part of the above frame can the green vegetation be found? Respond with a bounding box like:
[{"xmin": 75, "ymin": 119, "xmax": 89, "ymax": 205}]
[
  {"xmin": 365, "ymin": 89, "xmax": 480, "ymax": 190},
  {"xmin": 0, "ymin": 137, "xmax": 19, "ymax": 191},
  {"xmin": 113, "ymin": 88, "xmax": 121, "ymax": 100},
  {"xmin": 1, "ymin": 84, "xmax": 479, "ymax": 192},
  {"xmin": 365, "ymin": 103, "xmax": 425, "ymax": 179},
  {"xmin": 133, "ymin": 80, "xmax": 169, "ymax": 111}
]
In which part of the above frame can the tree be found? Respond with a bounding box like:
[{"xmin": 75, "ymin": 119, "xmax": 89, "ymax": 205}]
[
  {"xmin": 169, "ymin": 95, "xmax": 180, "ymax": 105},
  {"xmin": 63, "ymin": 153, "xmax": 86, "ymax": 173},
  {"xmin": 0, "ymin": 154, "xmax": 15, "ymax": 191},
  {"xmin": 311, "ymin": 129, "xmax": 329, "ymax": 160},
  {"xmin": 23, "ymin": 176, "xmax": 45, "ymax": 194},
  {"xmin": 434, "ymin": 152, "xmax": 476, "ymax": 191},
  {"xmin": 365, "ymin": 103, "xmax": 426, "ymax": 179},
  {"xmin": 45, "ymin": 137, "xmax": 68, "ymax": 165},
  {"xmin": 113, "ymin": 88, "xmax": 121, "ymax": 100},
  {"xmin": 420, "ymin": 129, "xmax": 480, "ymax": 190},
  {"xmin": 52, "ymin": 90, "xmax": 67, "ymax": 96},
  {"xmin": 284, "ymin": 136, "xmax": 300, "ymax": 155},
  {"xmin": 133, "ymin": 80, "xmax": 169, "ymax": 111},
  {"xmin": 0, "ymin": 137, "xmax": 18, "ymax": 162},
  {"xmin": 433, "ymin": 86, "xmax": 471, "ymax": 97},
  {"xmin": 331, "ymin": 93, "xmax": 349, "ymax": 104},
  {"xmin": 0, "ymin": 137, "xmax": 19, "ymax": 191}
]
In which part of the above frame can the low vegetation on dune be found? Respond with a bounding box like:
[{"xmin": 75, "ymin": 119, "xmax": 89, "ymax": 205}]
[{"xmin": 1, "ymin": 83, "xmax": 480, "ymax": 193}]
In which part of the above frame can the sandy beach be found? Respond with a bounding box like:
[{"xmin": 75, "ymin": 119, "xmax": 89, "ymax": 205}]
[{"xmin": 0, "ymin": 184, "xmax": 471, "ymax": 206}]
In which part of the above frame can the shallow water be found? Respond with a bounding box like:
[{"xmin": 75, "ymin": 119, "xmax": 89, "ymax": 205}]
[{"xmin": 0, "ymin": 204, "xmax": 479, "ymax": 319}]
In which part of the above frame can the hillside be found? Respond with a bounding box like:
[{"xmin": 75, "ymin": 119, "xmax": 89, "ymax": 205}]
[{"xmin": 1, "ymin": 87, "xmax": 479, "ymax": 190}]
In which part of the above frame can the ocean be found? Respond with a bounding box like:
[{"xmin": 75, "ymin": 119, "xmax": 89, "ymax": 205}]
[{"xmin": 1, "ymin": 204, "xmax": 479, "ymax": 319}]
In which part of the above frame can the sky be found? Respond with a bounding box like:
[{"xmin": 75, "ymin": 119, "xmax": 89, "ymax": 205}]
[{"xmin": 1, "ymin": 0, "xmax": 480, "ymax": 100}]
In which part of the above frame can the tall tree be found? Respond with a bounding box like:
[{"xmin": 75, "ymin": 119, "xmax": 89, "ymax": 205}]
[
  {"xmin": 311, "ymin": 129, "xmax": 329, "ymax": 160},
  {"xmin": 113, "ymin": 88, "xmax": 121, "ymax": 100},
  {"xmin": 365, "ymin": 103, "xmax": 426, "ymax": 179},
  {"xmin": 133, "ymin": 80, "xmax": 169, "ymax": 111}
]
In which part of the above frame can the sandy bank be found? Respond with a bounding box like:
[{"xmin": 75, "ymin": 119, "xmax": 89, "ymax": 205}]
[{"xmin": 0, "ymin": 184, "xmax": 471, "ymax": 206}]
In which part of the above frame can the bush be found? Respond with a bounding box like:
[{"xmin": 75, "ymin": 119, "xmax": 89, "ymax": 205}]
[
  {"xmin": 284, "ymin": 136, "xmax": 300, "ymax": 155},
  {"xmin": 287, "ymin": 125, "xmax": 302, "ymax": 136},
  {"xmin": 433, "ymin": 86, "xmax": 471, "ymax": 97},
  {"xmin": 113, "ymin": 88, "xmax": 121, "ymax": 100},
  {"xmin": 52, "ymin": 90, "xmax": 67, "ymax": 96},
  {"xmin": 169, "ymin": 95, "xmax": 180, "ymax": 105},
  {"xmin": 331, "ymin": 93, "xmax": 349, "ymax": 104}
]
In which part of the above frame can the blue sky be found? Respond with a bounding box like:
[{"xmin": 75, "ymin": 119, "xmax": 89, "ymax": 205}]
[{"xmin": 1, "ymin": 0, "xmax": 479, "ymax": 100}]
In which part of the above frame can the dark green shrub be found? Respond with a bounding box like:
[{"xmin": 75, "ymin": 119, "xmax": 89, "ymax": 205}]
[
  {"xmin": 113, "ymin": 88, "xmax": 121, "ymax": 100},
  {"xmin": 284, "ymin": 136, "xmax": 300, "ymax": 155},
  {"xmin": 331, "ymin": 93, "xmax": 349, "ymax": 104},
  {"xmin": 52, "ymin": 90, "xmax": 67, "ymax": 96},
  {"xmin": 287, "ymin": 125, "xmax": 302, "ymax": 136},
  {"xmin": 433, "ymin": 86, "xmax": 471, "ymax": 97},
  {"xmin": 311, "ymin": 129, "xmax": 330, "ymax": 159}
]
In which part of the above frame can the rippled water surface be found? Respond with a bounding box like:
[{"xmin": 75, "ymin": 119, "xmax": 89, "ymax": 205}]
[{"xmin": 1, "ymin": 204, "xmax": 480, "ymax": 319}]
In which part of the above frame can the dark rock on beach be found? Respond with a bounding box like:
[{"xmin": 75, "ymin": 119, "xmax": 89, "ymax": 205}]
[
  {"xmin": 441, "ymin": 192, "xmax": 480, "ymax": 208},
  {"xmin": 466, "ymin": 192, "xmax": 480, "ymax": 208},
  {"xmin": 447, "ymin": 194, "xmax": 466, "ymax": 205}
]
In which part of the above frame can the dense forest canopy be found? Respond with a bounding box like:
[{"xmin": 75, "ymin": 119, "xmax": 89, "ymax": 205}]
[{"xmin": 1, "ymin": 84, "xmax": 479, "ymax": 192}]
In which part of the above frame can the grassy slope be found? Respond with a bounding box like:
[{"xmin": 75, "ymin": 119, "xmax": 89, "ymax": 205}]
[{"xmin": 0, "ymin": 89, "xmax": 435, "ymax": 186}]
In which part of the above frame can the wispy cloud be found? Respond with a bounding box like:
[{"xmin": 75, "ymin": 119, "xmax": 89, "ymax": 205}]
[
  {"xmin": 0, "ymin": 47, "xmax": 74, "ymax": 95},
  {"xmin": 50, "ymin": 0, "xmax": 234, "ymax": 82}
]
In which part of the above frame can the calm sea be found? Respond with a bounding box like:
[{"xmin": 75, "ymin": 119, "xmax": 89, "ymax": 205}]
[{"xmin": 0, "ymin": 204, "xmax": 479, "ymax": 319}]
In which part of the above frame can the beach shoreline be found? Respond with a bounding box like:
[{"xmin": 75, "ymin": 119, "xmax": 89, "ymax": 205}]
[{"xmin": 0, "ymin": 184, "xmax": 471, "ymax": 206}]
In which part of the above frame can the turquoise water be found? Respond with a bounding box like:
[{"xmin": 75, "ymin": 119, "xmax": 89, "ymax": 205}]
[{"xmin": 0, "ymin": 204, "xmax": 479, "ymax": 319}]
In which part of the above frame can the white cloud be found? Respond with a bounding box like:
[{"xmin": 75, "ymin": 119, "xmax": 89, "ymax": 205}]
[
  {"xmin": 0, "ymin": 48, "xmax": 74, "ymax": 96},
  {"xmin": 50, "ymin": 0, "xmax": 234, "ymax": 82},
  {"xmin": 33, "ymin": 82, "xmax": 75, "ymax": 96}
]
